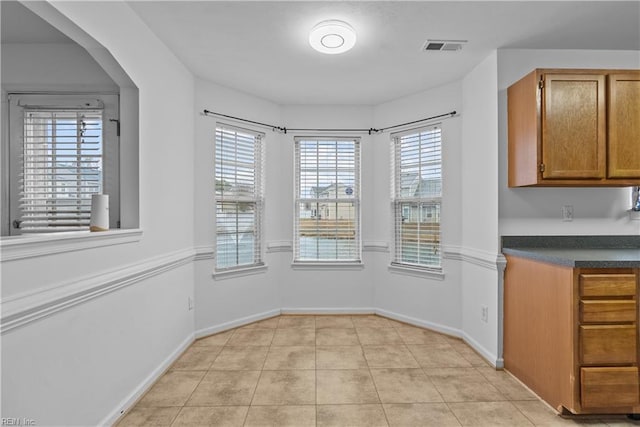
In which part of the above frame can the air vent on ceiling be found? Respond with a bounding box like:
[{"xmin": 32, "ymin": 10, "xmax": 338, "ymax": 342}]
[{"xmin": 423, "ymin": 39, "xmax": 467, "ymax": 52}]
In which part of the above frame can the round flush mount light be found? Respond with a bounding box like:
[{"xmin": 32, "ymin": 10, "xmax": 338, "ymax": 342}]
[{"xmin": 309, "ymin": 20, "xmax": 356, "ymax": 54}]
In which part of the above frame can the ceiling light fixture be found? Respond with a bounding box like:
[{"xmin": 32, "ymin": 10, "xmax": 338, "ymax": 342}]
[{"xmin": 309, "ymin": 20, "xmax": 356, "ymax": 54}]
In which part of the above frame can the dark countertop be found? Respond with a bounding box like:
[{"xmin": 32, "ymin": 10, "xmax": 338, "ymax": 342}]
[
  {"xmin": 502, "ymin": 247, "xmax": 640, "ymax": 268},
  {"xmin": 502, "ymin": 235, "xmax": 640, "ymax": 268}
]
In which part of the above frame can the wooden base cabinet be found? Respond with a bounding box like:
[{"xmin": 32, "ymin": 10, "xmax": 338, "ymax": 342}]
[{"xmin": 504, "ymin": 255, "xmax": 640, "ymax": 414}]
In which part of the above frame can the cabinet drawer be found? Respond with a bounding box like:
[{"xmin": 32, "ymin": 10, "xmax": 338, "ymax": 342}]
[
  {"xmin": 580, "ymin": 300, "xmax": 637, "ymax": 323},
  {"xmin": 580, "ymin": 274, "xmax": 636, "ymax": 297},
  {"xmin": 580, "ymin": 324, "xmax": 637, "ymax": 365},
  {"xmin": 581, "ymin": 367, "xmax": 639, "ymax": 408}
]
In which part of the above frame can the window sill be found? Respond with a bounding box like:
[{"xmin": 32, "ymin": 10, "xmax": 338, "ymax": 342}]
[
  {"xmin": 0, "ymin": 229, "xmax": 143, "ymax": 262},
  {"xmin": 212, "ymin": 263, "xmax": 268, "ymax": 280},
  {"xmin": 388, "ymin": 263, "xmax": 444, "ymax": 280},
  {"xmin": 291, "ymin": 262, "xmax": 364, "ymax": 271}
]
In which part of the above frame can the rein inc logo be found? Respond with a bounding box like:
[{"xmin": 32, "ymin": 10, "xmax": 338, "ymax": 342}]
[{"xmin": 1, "ymin": 418, "xmax": 35, "ymax": 426}]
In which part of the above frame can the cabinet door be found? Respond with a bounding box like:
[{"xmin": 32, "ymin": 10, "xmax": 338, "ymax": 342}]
[
  {"xmin": 608, "ymin": 73, "xmax": 640, "ymax": 178},
  {"xmin": 541, "ymin": 74, "xmax": 606, "ymax": 179}
]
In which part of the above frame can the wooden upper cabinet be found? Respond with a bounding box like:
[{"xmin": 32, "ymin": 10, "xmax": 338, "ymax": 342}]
[
  {"xmin": 608, "ymin": 74, "xmax": 640, "ymax": 178},
  {"xmin": 508, "ymin": 69, "xmax": 640, "ymax": 187}
]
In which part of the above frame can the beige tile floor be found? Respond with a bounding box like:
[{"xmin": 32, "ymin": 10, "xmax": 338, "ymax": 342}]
[{"xmin": 117, "ymin": 315, "xmax": 640, "ymax": 426}]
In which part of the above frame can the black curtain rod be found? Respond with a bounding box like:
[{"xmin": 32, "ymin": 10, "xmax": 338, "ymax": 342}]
[
  {"xmin": 285, "ymin": 127, "xmax": 379, "ymax": 134},
  {"xmin": 378, "ymin": 111, "xmax": 457, "ymax": 132},
  {"xmin": 203, "ymin": 109, "xmax": 457, "ymax": 135},
  {"xmin": 203, "ymin": 109, "xmax": 287, "ymax": 133}
]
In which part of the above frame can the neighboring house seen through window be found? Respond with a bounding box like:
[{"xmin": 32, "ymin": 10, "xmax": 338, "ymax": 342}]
[
  {"xmin": 215, "ymin": 124, "xmax": 264, "ymax": 270},
  {"xmin": 391, "ymin": 126, "xmax": 442, "ymax": 270},
  {"xmin": 294, "ymin": 137, "xmax": 360, "ymax": 263}
]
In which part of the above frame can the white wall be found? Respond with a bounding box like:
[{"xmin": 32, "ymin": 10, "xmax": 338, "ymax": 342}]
[
  {"xmin": 192, "ymin": 81, "xmax": 470, "ymax": 335},
  {"xmin": 498, "ymin": 49, "xmax": 640, "ymax": 236},
  {"xmin": 1, "ymin": 43, "xmax": 118, "ymax": 92},
  {"xmin": 159, "ymin": 59, "xmax": 500, "ymax": 366},
  {"xmin": 460, "ymin": 51, "xmax": 501, "ymax": 364},
  {"xmin": 2, "ymin": 263, "xmax": 194, "ymax": 426},
  {"xmin": 371, "ymin": 82, "xmax": 464, "ymax": 335},
  {"xmin": 278, "ymin": 105, "xmax": 377, "ymax": 311},
  {"xmin": 193, "ymin": 78, "xmax": 281, "ymax": 333},
  {"xmin": 1, "ymin": 2, "xmax": 196, "ymax": 425}
]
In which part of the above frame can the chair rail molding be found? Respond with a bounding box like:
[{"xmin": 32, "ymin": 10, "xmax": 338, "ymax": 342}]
[
  {"xmin": 266, "ymin": 241, "xmax": 293, "ymax": 253},
  {"xmin": 442, "ymin": 244, "xmax": 503, "ymax": 270},
  {"xmin": 194, "ymin": 245, "xmax": 214, "ymax": 260},
  {"xmin": 1, "ymin": 247, "xmax": 195, "ymax": 334}
]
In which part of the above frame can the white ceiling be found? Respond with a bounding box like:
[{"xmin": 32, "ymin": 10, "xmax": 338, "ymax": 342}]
[
  {"xmin": 2, "ymin": 1, "xmax": 639, "ymax": 105},
  {"xmin": 127, "ymin": 1, "xmax": 640, "ymax": 105}
]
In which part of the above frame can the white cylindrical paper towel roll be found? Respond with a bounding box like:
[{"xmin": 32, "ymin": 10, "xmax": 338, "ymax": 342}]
[{"xmin": 90, "ymin": 194, "xmax": 109, "ymax": 232}]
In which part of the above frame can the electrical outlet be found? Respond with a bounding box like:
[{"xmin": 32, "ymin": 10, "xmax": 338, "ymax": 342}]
[
  {"xmin": 188, "ymin": 297, "xmax": 194, "ymax": 311},
  {"xmin": 562, "ymin": 205, "xmax": 573, "ymax": 221},
  {"xmin": 481, "ymin": 306, "xmax": 488, "ymax": 323}
]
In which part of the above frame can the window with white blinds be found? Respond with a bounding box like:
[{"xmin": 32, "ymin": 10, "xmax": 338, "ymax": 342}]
[
  {"xmin": 6, "ymin": 94, "xmax": 119, "ymax": 236},
  {"xmin": 18, "ymin": 109, "xmax": 104, "ymax": 232},
  {"xmin": 215, "ymin": 125, "xmax": 264, "ymax": 271},
  {"xmin": 294, "ymin": 138, "xmax": 360, "ymax": 262},
  {"xmin": 391, "ymin": 126, "xmax": 442, "ymax": 270}
]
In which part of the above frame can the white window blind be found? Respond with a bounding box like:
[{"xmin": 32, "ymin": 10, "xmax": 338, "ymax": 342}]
[
  {"xmin": 294, "ymin": 138, "xmax": 360, "ymax": 262},
  {"xmin": 18, "ymin": 109, "xmax": 104, "ymax": 232},
  {"xmin": 391, "ymin": 126, "xmax": 442, "ymax": 269},
  {"xmin": 215, "ymin": 124, "xmax": 264, "ymax": 270}
]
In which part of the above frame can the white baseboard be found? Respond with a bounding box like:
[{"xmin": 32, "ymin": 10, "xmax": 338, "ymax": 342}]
[
  {"xmin": 194, "ymin": 309, "xmax": 281, "ymax": 338},
  {"xmin": 105, "ymin": 307, "xmax": 502, "ymax": 426},
  {"xmin": 281, "ymin": 307, "xmax": 374, "ymax": 315},
  {"xmin": 100, "ymin": 332, "xmax": 194, "ymax": 426},
  {"xmin": 461, "ymin": 331, "xmax": 501, "ymax": 368},
  {"xmin": 375, "ymin": 308, "xmax": 501, "ymax": 368},
  {"xmin": 195, "ymin": 306, "xmax": 502, "ymax": 368},
  {"xmin": 375, "ymin": 308, "xmax": 463, "ymax": 338}
]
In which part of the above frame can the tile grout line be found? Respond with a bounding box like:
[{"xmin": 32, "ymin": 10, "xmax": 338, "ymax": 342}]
[
  {"xmin": 409, "ymin": 329, "xmax": 464, "ymax": 427},
  {"xmin": 127, "ymin": 314, "xmax": 573, "ymax": 426},
  {"xmin": 419, "ymin": 343, "xmax": 475, "ymax": 425},
  {"xmin": 241, "ymin": 323, "xmax": 275, "ymax": 426},
  {"xmin": 169, "ymin": 330, "xmax": 234, "ymax": 426},
  {"xmin": 363, "ymin": 315, "xmax": 397, "ymax": 427},
  {"xmin": 442, "ymin": 401, "xmax": 465, "ymax": 427}
]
